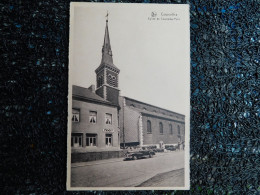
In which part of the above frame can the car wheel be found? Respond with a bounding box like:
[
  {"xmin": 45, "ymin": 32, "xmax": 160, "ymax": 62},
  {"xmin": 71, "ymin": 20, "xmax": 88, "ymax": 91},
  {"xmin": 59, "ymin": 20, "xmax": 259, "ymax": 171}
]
[
  {"xmin": 132, "ymin": 155, "xmax": 137, "ymax": 160},
  {"xmin": 149, "ymin": 153, "xmax": 153, "ymax": 158}
]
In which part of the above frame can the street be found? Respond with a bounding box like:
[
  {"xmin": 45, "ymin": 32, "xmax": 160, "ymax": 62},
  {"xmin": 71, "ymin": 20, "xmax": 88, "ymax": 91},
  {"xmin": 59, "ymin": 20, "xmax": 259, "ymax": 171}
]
[{"xmin": 71, "ymin": 150, "xmax": 185, "ymax": 187}]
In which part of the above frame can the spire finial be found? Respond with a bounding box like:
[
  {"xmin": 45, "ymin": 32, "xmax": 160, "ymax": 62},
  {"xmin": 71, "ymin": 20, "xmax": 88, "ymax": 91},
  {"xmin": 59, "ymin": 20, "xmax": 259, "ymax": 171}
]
[{"xmin": 106, "ymin": 11, "xmax": 109, "ymax": 22}]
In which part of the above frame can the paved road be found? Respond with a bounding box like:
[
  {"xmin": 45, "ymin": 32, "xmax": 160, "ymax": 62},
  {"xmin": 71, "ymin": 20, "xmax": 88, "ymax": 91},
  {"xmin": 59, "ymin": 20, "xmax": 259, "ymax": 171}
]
[
  {"xmin": 137, "ymin": 168, "xmax": 184, "ymax": 187},
  {"xmin": 71, "ymin": 151, "xmax": 184, "ymax": 187}
]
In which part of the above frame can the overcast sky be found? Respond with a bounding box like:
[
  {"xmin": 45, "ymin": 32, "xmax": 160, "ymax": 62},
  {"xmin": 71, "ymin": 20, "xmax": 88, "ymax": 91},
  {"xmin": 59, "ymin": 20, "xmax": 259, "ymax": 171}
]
[{"xmin": 70, "ymin": 3, "xmax": 190, "ymax": 115}]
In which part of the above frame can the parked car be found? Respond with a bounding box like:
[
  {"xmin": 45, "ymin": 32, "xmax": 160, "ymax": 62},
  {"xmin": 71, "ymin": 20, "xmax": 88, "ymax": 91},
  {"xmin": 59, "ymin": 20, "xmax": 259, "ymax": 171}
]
[
  {"xmin": 153, "ymin": 148, "xmax": 165, "ymax": 153},
  {"xmin": 125, "ymin": 150, "xmax": 155, "ymax": 160},
  {"xmin": 165, "ymin": 145, "xmax": 177, "ymax": 151}
]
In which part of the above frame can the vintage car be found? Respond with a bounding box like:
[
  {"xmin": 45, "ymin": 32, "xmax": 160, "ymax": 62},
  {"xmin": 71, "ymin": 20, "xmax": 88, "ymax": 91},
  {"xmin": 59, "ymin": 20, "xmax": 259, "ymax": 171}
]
[
  {"xmin": 125, "ymin": 150, "xmax": 156, "ymax": 160},
  {"xmin": 153, "ymin": 148, "xmax": 165, "ymax": 153},
  {"xmin": 165, "ymin": 145, "xmax": 178, "ymax": 151}
]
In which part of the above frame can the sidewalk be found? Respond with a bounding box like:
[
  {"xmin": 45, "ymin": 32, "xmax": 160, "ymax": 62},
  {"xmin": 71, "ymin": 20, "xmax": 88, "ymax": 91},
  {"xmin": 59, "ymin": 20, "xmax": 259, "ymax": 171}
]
[
  {"xmin": 71, "ymin": 157, "xmax": 125, "ymax": 168},
  {"xmin": 71, "ymin": 150, "xmax": 183, "ymax": 168},
  {"xmin": 137, "ymin": 168, "xmax": 184, "ymax": 187}
]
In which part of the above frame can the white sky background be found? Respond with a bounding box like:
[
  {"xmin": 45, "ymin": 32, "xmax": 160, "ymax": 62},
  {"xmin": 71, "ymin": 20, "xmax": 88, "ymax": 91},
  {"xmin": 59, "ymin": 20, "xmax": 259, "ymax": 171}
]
[{"xmin": 70, "ymin": 3, "xmax": 190, "ymax": 115}]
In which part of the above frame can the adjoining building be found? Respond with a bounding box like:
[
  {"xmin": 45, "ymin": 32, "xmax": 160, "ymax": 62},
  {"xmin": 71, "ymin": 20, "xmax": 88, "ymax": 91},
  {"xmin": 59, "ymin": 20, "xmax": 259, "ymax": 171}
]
[
  {"xmin": 71, "ymin": 85, "xmax": 120, "ymax": 151},
  {"xmin": 119, "ymin": 97, "xmax": 185, "ymax": 148},
  {"xmin": 71, "ymin": 17, "xmax": 185, "ymax": 162}
]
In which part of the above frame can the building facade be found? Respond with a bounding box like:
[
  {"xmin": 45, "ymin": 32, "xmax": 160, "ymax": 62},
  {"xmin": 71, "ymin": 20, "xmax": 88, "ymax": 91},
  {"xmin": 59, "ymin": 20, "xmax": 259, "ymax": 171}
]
[
  {"xmin": 119, "ymin": 97, "xmax": 185, "ymax": 148},
  {"xmin": 71, "ymin": 85, "xmax": 120, "ymax": 151}
]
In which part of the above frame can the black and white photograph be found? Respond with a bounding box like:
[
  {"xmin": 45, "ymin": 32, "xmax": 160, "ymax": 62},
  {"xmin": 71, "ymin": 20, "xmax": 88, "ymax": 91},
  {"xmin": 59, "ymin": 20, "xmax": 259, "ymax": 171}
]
[{"xmin": 67, "ymin": 2, "xmax": 190, "ymax": 190}]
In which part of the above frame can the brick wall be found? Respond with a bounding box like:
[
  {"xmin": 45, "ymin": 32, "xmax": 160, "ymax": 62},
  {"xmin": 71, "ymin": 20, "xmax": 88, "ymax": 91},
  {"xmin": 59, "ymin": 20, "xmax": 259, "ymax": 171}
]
[
  {"xmin": 96, "ymin": 70, "xmax": 104, "ymax": 88},
  {"xmin": 106, "ymin": 86, "xmax": 119, "ymax": 105}
]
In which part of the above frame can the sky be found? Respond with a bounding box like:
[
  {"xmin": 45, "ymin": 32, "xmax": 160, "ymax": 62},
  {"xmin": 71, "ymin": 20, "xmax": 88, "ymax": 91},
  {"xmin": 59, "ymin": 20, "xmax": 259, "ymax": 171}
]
[{"xmin": 69, "ymin": 3, "xmax": 190, "ymax": 115}]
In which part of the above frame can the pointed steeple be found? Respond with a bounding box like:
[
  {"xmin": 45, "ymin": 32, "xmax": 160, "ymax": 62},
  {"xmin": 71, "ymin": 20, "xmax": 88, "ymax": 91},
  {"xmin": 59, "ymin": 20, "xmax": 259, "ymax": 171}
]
[
  {"xmin": 95, "ymin": 14, "xmax": 120, "ymax": 105},
  {"xmin": 101, "ymin": 19, "xmax": 113, "ymax": 65},
  {"xmin": 96, "ymin": 15, "xmax": 119, "ymax": 73}
]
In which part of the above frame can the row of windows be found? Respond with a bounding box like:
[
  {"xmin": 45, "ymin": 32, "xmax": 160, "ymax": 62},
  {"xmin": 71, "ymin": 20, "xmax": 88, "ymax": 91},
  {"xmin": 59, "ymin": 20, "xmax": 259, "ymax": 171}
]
[
  {"xmin": 71, "ymin": 133, "xmax": 112, "ymax": 147},
  {"xmin": 147, "ymin": 120, "xmax": 181, "ymax": 135},
  {"xmin": 72, "ymin": 109, "xmax": 112, "ymax": 124}
]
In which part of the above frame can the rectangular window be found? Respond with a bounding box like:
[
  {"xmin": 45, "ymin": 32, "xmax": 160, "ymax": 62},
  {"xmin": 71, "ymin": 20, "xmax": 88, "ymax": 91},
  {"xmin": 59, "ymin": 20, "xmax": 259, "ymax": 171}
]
[
  {"xmin": 72, "ymin": 109, "xmax": 80, "ymax": 122},
  {"xmin": 86, "ymin": 134, "xmax": 97, "ymax": 147},
  {"xmin": 89, "ymin": 111, "xmax": 97, "ymax": 124},
  {"xmin": 105, "ymin": 134, "xmax": 112, "ymax": 147},
  {"xmin": 71, "ymin": 133, "xmax": 83, "ymax": 147},
  {"xmin": 105, "ymin": 113, "xmax": 112, "ymax": 124}
]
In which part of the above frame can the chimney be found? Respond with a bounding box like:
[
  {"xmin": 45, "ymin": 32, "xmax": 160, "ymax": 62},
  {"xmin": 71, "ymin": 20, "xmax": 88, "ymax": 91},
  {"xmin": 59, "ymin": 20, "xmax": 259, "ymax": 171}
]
[{"xmin": 88, "ymin": 85, "xmax": 95, "ymax": 93}]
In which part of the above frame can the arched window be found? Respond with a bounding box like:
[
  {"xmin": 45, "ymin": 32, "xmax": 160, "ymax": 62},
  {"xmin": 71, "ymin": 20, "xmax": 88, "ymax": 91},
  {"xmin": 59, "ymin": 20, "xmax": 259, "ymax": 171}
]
[
  {"xmin": 107, "ymin": 74, "xmax": 117, "ymax": 87},
  {"xmin": 147, "ymin": 120, "xmax": 152, "ymax": 133},
  {"xmin": 169, "ymin": 124, "xmax": 173, "ymax": 134},
  {"xmin": 178, "ymin": 125, "xmax": 181, "ymax": 135},
  {"xmin": 159, "ymin": 122, "xmax": 163, "ymax": 134},
  {"xmin": 112, "ymin": 76, "xmax": 116, "ymax": 87},
  {"xmin": 98, "ymin": 76, "xmax": 103, "ymax": 87},
  {"xmin": 107, "ymin": 74, "xmax": 112, "ymax": 86}
]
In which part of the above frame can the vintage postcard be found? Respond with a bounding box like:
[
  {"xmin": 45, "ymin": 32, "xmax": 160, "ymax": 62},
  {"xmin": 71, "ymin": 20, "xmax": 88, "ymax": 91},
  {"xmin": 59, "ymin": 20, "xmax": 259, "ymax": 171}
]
[{"xmin": 67, "ymin": 2, "xmax": 190, "ymax": 190}]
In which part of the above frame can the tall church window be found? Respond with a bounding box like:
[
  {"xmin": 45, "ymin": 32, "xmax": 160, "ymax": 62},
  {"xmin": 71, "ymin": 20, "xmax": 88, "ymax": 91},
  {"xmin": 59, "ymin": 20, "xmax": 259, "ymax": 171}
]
[
  {"xmin": 169, "ymin": 124, "xmax": 173, "ymax": 134},
  {"xmin": 72, "ymin": 109, "xmax": 80, "ymax": 122},
  {"xmin": 147, "ymin": 120, "xmax": 152, "ymax": 133},
  {"xmin": 178, "ymin": 125, "xmax": 181, "ymax": 135},
  {"xmin": 159, "ymin": 122, "xmax": 163, "ymax": 134},
  {"xmin": 178, "ymin": 125, "xmax": 181, "ymax": 140},
  {"xmin": 112, "ymin": 76, "xmax": 116, "ymax": 87},
  {"xmin": 89, "ymin": 111, "xmax": 97, "ymax": 124},
  {"xmin": 105, "ymin": 113, "xmax": 112, "ymax": 124}
]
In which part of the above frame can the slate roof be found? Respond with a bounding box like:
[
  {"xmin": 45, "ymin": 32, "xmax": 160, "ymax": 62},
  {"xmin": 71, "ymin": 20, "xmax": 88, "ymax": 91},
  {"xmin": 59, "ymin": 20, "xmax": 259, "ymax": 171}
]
[
  {"xmin": 138, "ymin": 107, "xmax": 184, "ymax": 123},
  {"xmin": 72, "ymin": 85, "xmax": 117, "ymax": 107},
  {"xmin": 122, "ymin": 96, "xmax": 185, "ymax": 122},
  {"xmin": 95, "ymin": 19, "xmax": 119, "ymax": 73}
]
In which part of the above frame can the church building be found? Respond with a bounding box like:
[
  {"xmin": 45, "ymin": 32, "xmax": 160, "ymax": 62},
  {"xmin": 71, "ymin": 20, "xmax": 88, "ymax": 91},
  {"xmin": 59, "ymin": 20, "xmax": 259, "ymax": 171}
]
[
  {"xmin": 118, "ymin": 97, "xmax": 185, "ymax": 148},
  {"xmin": 71, "ymin": 17, "xmax": 185, "ymax": 160}
]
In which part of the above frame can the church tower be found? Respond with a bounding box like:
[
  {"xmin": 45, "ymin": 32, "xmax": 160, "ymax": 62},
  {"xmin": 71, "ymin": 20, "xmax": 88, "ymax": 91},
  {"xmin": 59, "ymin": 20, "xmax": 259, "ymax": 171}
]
[{"xmin": 95, "ymin": 17, "xmax": 120, "ymax": 105}]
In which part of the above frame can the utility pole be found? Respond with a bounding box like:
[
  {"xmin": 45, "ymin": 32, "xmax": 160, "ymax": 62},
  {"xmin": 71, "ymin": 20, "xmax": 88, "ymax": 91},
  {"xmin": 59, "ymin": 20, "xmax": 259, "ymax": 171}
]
[{"xmin": 123, "ymin": 98, "xmax": 125, "ymax": 149}]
